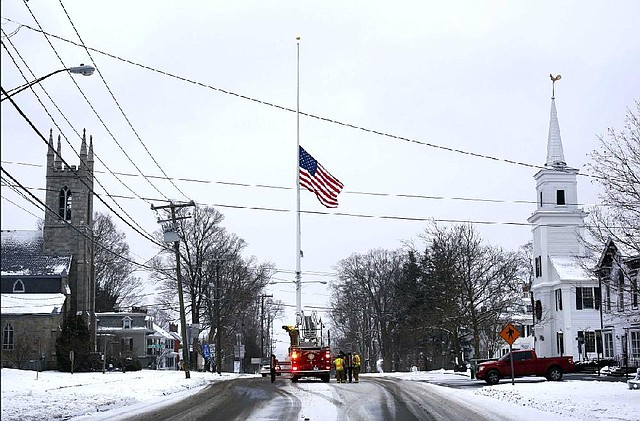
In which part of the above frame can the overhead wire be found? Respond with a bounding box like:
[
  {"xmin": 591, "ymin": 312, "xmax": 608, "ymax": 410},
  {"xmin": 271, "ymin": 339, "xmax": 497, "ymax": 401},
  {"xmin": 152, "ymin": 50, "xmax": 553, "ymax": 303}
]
[
  {"xmin": 1, "ymin": 158, "xmax": 611, "ymax": 210},
  {"xmin": 56, "ymin": 0, "xmax": 190, "ymax": 201},
  {"xmin": 1, "ymin": 34, "xmax": 159, "ymax": 241},
  {"xmin": 1, "ymin": 86, "xmax": 167, "ymax": 250},
  {"xmin": 0, "ymin": 166, "xmax": 164, "ymax": 274},
  {"xmin": 0, "ymin": 16, "xmax": 603, "ymax": 182},
  {"xmin": 18, "ymin": 2, "xmax": 177, "ymax": 204}
]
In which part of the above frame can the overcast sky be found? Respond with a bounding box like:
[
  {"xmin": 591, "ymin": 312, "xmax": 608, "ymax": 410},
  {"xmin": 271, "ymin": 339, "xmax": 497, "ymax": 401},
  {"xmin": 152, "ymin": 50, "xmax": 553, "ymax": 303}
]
[{"xmin": 2, "ymin": 1, "xmax": 639, "ymax": 353}]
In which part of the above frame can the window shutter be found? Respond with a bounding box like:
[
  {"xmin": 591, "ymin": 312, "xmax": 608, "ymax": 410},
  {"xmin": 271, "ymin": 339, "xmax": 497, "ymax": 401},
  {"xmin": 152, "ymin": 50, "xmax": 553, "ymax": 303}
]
[
  {"xmin": 576, "ymin": 287, "xmax": 583, "ymax": 310},
  {"xmin": 594, "ymin": 287, "xmax": 601, "ymax": 310}
]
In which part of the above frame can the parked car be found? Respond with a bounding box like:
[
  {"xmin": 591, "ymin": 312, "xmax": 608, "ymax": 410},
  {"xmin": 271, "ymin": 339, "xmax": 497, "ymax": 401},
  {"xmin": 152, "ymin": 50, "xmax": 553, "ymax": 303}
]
[{"xmin": 475, "ymin": 350, "xmax": 574, "ymax": 384}]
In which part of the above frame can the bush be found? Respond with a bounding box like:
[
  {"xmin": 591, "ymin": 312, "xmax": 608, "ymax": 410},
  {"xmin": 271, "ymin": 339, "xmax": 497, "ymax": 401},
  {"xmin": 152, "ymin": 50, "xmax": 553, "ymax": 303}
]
[{"xmin": 574, "ymin": 359, "xmax": 617, "ymax": 372}]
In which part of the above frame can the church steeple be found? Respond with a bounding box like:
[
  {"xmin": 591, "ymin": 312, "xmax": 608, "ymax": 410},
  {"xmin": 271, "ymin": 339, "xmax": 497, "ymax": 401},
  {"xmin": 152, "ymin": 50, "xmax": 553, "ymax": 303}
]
[{"xmin": 546, "ymin": 74, "xmax": 565, "ymax": 168}]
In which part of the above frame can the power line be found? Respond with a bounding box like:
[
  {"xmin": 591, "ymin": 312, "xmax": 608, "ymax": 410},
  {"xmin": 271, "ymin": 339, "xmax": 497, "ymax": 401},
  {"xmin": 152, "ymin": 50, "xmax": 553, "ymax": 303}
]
[
  {"xmin": 17, "ymin": 3, "xmax": 176, "ymax": 203},
  {"xmin": 0, "ymin": 159, "xmax": 601, "ymax": 208},
  {"xmin": 0, "ymin": 86, "xmax": 165, "ymax": 249},
  {"xmin": 1, "ymin": 17, "xmax": 602, "ymax": 181},
  {"xmin": 56, "ymin": 0, "xmax": 190, "ymax": 201},
  {"xmin": 1, "ymin": 34, "xmax": 159, "ymax": 239}
]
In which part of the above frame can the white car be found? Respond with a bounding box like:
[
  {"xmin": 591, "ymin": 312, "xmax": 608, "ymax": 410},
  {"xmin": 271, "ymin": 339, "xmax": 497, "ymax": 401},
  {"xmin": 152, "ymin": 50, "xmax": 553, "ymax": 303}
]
[{"xmin": 259, "ymin": 363, "xmax": 281, "ymax": 377}]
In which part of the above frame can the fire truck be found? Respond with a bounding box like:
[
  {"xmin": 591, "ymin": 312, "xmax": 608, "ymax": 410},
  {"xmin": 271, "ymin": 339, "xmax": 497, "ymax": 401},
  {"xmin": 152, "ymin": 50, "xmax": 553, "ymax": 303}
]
[{"xmin": 282, "ymin": 310, "xmax": 332, "ymax": 382}]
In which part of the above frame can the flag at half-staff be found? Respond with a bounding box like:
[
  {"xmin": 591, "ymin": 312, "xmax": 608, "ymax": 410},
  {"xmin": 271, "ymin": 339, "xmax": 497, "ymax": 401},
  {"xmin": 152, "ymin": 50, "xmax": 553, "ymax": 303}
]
[{"xmin": 298, "ymin": 146, "xmax": 344, "ymax": 208}]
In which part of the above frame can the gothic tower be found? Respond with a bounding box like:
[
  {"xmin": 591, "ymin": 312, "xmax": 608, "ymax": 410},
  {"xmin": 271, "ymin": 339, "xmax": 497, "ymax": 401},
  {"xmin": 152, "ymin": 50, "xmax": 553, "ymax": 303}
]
[
  {"xmin": 527, "ymin": 81, "xmax": 598, "ymax": 359},
  {"xmin": 43, "ymin": 129, "xmax": 95, "ymax": 342}
]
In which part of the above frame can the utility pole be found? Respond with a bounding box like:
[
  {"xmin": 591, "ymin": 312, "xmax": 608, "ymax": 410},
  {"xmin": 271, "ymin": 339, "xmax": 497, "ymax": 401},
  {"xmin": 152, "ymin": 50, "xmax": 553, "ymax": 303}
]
[
  {"xmin": 214, "ymin": 258, "xmax": 227, "ymax": 375},
  {"xmin": 151, "ymin": 200, "xmax": 194, "ymax": 379},
  {"xmin": 260, "ymin": 294, "xmax": 273, "ymax": 361}
]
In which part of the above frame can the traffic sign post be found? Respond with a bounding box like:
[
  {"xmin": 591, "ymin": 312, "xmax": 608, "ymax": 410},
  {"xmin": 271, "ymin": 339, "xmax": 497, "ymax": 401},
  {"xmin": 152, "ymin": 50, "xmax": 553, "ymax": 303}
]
[{"xmin": 500, "ymin": 323, "xmax": 521, "ymax": 385}]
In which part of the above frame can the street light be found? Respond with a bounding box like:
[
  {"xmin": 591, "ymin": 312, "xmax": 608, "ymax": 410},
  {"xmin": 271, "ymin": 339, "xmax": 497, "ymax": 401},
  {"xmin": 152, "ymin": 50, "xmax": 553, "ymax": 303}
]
[
  {"xmin": 269, "ymin": 280, "xmax": 327, "ymax": 285},
  {"xmin": 1, "ymin": 64, "xmax": 95, "ymax": 102}
]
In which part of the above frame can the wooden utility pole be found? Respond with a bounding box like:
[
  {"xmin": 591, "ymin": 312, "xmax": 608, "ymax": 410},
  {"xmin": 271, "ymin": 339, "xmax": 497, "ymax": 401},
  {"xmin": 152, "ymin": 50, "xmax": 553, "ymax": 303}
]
[{"xmin": 151, "ymin": 200, "xmax": 194, "ymax": 379}]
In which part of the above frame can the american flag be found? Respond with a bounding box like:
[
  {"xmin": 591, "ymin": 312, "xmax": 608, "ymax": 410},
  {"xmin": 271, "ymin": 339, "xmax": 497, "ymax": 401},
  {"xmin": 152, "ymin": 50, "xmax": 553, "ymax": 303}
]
[{"xmin": 299, "ymin": 146, "xmax": 344, "ymax": 208}]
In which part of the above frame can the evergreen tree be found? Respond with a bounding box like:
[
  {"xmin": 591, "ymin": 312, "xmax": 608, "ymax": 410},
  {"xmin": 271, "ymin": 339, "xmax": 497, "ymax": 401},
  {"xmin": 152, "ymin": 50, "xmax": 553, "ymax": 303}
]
[{"xmin": 55, "ymin": 314, "xmax": 93, "ymax": 372}]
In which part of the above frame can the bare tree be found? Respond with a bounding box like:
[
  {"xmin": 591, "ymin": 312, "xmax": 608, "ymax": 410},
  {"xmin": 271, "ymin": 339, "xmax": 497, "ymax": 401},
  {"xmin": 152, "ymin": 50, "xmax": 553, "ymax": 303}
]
[
  {"xmin": 585, "ymin": 101, "xmax": 640, "ymax": 256},
  {"xmin": 150, "ymin": 205, "xmax": 273, "ymax": 370},
  {"xmin": 332, "ymin": 248, "xmax": 405, "ymax": 372},
  {"xmin": 92, "ymin": 212, "xmax": 144, "ymax": 312}
]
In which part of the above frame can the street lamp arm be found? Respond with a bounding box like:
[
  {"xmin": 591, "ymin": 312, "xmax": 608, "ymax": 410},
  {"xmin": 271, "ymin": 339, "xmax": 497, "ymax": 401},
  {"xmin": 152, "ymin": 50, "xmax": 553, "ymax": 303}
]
[{"xmin": 1, "ymin": 64, "xmax": 95, "ymax": 102}]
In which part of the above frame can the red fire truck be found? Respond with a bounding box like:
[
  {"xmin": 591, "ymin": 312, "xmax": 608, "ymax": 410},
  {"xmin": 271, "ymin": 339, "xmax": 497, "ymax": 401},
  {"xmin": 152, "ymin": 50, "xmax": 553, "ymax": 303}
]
[{"xmin": 282, "ymin": 311, "xmax": 332, "ymax": 382}]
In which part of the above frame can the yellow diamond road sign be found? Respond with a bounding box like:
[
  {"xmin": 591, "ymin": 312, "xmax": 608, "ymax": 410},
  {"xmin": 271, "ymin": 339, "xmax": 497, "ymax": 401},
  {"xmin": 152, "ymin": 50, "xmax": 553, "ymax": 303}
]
[{"xmin": 500, "ymin": 323, "xmax": 520, "ymax": 346}]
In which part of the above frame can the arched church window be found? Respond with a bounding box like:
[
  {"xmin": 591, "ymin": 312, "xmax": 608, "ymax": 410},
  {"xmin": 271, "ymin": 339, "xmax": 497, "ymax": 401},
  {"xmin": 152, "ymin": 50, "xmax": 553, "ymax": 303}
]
[
  {"xmin": 58, "ymin": 187, "xmax": 72, "ymax": 220},
  {"xmin": 12, "ymin": 279, "xmax": 25, "ymax": 293},
  {"xmin": 2, "ymin": 323, "xmax": 14, "ymax": 350}
]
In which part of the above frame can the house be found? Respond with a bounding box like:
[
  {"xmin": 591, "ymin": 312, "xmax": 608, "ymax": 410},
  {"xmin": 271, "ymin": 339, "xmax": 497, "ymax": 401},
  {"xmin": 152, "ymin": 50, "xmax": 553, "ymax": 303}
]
[
  {"xmin": 1, "ymin": 130, "xmax": 96, "ymax": 370},
  {"xmin": 96, "ymin": 307, "xmax": 180, "ymax": 370},
  {"xmin": 594, "ymin": 239, "xmax": 640, "ymax": 366}
]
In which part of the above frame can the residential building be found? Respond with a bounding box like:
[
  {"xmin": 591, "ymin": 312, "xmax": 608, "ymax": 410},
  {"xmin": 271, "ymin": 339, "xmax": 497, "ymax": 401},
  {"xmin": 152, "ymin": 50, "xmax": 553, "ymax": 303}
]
[
  {"xmin": 96, "ymin": 307, "xmax": 178, "ymax": 370},
  {"xmin": 594, "ymin": 239, "xmax": 640, "ymax": 367}
]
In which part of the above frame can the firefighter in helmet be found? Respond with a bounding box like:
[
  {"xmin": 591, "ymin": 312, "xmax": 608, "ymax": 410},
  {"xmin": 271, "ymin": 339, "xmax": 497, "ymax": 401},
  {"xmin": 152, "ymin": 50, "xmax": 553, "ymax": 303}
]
[
  {"xmin": 334, "ymin": 352, "xmax": 345, "ymax": 383},
  {"xmin": 353, "ymin": 352, "xmax": 361, "ymax": 383}
]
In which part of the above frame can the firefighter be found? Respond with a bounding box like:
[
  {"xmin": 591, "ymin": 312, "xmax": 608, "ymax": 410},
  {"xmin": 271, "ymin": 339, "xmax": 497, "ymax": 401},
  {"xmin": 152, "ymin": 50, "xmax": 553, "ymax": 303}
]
[
  {"xmin": 334, "ymin": 353, "xmax": 345, "ymax": 383},
  {"xmin": 353, "ymin": 352, "xmax": 361, "ymax": 383},
  {"xmin": 346, "ymin": 352, "xmax": 353, "ymax": 383}
]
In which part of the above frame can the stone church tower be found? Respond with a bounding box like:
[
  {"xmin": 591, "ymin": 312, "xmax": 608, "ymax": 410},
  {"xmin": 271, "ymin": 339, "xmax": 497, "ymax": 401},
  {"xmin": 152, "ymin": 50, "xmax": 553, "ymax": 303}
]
[
  {"xmin": 43, "ymin": 129, "xmax": 96, "ymax": 342},
  {"xmin": 528, "ymin": 82, "xmax": 599, "ymax": 359}
]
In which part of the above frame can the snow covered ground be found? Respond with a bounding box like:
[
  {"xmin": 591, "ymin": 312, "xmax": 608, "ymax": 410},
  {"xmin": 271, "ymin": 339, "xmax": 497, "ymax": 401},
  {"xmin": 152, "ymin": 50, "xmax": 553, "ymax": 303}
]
[{"xmin": 1, "ymin": 367, "xmax": 638, "ymax": 421}]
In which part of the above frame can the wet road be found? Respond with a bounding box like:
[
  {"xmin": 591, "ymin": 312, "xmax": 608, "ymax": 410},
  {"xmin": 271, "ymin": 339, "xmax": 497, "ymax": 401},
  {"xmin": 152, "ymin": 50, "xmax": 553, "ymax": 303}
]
[{"xmin": 124, "ymin": 375, "xmax": 507, "ymax": 421}]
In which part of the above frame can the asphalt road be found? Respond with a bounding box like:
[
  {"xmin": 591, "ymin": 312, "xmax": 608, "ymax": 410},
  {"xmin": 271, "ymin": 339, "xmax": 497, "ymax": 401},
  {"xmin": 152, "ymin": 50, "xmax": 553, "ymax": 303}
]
[{"xmin": 123, "ymin": 375, "xmax": 503, "ymax": 421}]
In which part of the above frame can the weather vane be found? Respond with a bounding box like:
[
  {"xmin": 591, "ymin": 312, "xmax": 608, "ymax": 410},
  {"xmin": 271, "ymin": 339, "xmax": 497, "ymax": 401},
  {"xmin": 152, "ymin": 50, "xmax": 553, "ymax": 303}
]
[{"xmin": 550, "ymin": 74, "xmax": 561, "ymax": 98}]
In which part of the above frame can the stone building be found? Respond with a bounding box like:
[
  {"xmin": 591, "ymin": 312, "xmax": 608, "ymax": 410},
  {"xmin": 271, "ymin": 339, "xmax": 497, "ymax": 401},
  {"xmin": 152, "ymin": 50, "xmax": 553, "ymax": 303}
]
[{"xmin": 1, "ymin": 129, "xmax": 95, "ymax": 369}]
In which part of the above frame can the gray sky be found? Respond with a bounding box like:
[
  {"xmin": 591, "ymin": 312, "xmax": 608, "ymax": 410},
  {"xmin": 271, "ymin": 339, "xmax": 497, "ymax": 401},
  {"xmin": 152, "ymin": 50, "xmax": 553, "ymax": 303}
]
[{"xmin": 2, "ymin": 1, "xmax": 639, "ymax": 354}]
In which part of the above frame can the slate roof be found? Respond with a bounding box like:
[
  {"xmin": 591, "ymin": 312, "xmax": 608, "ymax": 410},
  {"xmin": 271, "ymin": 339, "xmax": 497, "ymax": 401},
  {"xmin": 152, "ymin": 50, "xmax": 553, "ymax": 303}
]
[{"xmin": 1, "ymin": 230, "xmax": 71, "ymax": 277}]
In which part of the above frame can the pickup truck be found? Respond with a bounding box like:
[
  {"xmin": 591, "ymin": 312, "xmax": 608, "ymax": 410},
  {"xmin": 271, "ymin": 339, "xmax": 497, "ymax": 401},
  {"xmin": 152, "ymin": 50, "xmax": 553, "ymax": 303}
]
[{"xmin": 475, "ymin": 350, "xmax": 574, "ymax": 384}]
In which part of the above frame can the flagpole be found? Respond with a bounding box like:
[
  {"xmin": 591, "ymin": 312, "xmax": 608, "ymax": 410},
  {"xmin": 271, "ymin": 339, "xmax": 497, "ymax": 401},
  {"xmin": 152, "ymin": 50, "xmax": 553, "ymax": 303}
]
[{"xmin": 295, "ymin": 36, "xmax": 302, "ymax": 321}]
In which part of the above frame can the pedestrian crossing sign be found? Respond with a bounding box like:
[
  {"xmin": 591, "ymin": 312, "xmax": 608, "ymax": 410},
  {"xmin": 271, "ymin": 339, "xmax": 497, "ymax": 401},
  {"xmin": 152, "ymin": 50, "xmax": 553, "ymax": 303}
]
[{"xmin": 500, "ymin": 323, "xmax": 520, "ymax": 345}]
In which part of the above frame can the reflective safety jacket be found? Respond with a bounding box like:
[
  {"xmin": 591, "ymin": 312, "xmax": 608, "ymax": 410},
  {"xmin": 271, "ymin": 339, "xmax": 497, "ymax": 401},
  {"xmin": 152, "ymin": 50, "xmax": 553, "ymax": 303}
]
[
  {"xmin": 334, "ymin": 357, "xmax": 344, "ymax": 371},
  {"xmin": 353, "ymin": 354, "xmax": 361, "ymax": 367}
]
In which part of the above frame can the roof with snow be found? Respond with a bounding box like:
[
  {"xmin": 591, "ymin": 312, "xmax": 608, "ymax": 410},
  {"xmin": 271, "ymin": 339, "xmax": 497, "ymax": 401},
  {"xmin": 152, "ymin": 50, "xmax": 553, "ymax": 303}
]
[
  {"xmin": 1, "ymin": 293, "xmax": 66, "ymax": 315},
  {"xmin": 1, "ymin": 230, "xmax": 72, "ymax": 277},
  {"xmin": 549, "ymin": 255, "xmax": 593, "ymax": 281}
]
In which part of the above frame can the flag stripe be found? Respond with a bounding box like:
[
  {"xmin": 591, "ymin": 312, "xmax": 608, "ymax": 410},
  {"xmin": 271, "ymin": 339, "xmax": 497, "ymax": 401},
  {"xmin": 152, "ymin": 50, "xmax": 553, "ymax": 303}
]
[{"xmin": 299, "ymin": 146, "xmax": 343, "ymax": 208}]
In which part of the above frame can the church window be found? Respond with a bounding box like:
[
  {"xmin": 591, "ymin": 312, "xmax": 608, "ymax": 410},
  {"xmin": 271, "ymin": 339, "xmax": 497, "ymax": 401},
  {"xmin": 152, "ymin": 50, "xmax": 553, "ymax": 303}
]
[
  {"xmin": 534, "ymin": 256, "xmax": 542, "ymax": 278},
  {"xmin": 2, "ymin": 323, "xmax": 14, "ymax": 350},
  {"xmin": 576, "ymin": 287, "xmax": 601, "ymax": 310},
  {"xmin": 539, "ymin": 191, "xmax": 543, "ymax": 207},
  {"xmin": 556, "ymin": 189, "xmax": 565, "ymax": 205},
  {"xmin": 555, "ymin": 289, "xmax": 563, "ymax": 311},
  {"xmin": 58, "ymin": 187, "xmax": 72, "ymax": 220},
  {"xmin": 12, "ymin": 279, "xmax": 25, "ymax": 293},
  {"xmin": 123, "ymin": 317, "xmax": 132, "ymax": 329}
]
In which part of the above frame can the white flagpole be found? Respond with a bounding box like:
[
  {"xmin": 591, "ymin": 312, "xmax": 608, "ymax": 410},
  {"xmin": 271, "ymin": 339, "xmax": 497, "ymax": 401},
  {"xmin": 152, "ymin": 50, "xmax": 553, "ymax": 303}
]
[{"xmin": 295, "ymin": 36, "xmax": 302, "ymax": 321}]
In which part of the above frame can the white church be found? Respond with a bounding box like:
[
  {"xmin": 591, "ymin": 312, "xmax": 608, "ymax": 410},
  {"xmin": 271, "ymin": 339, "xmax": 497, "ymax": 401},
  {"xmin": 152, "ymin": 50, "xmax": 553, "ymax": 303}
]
[{"xmin": 527, "ymin": 81, "xmax": 639, "ymax": 365}]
